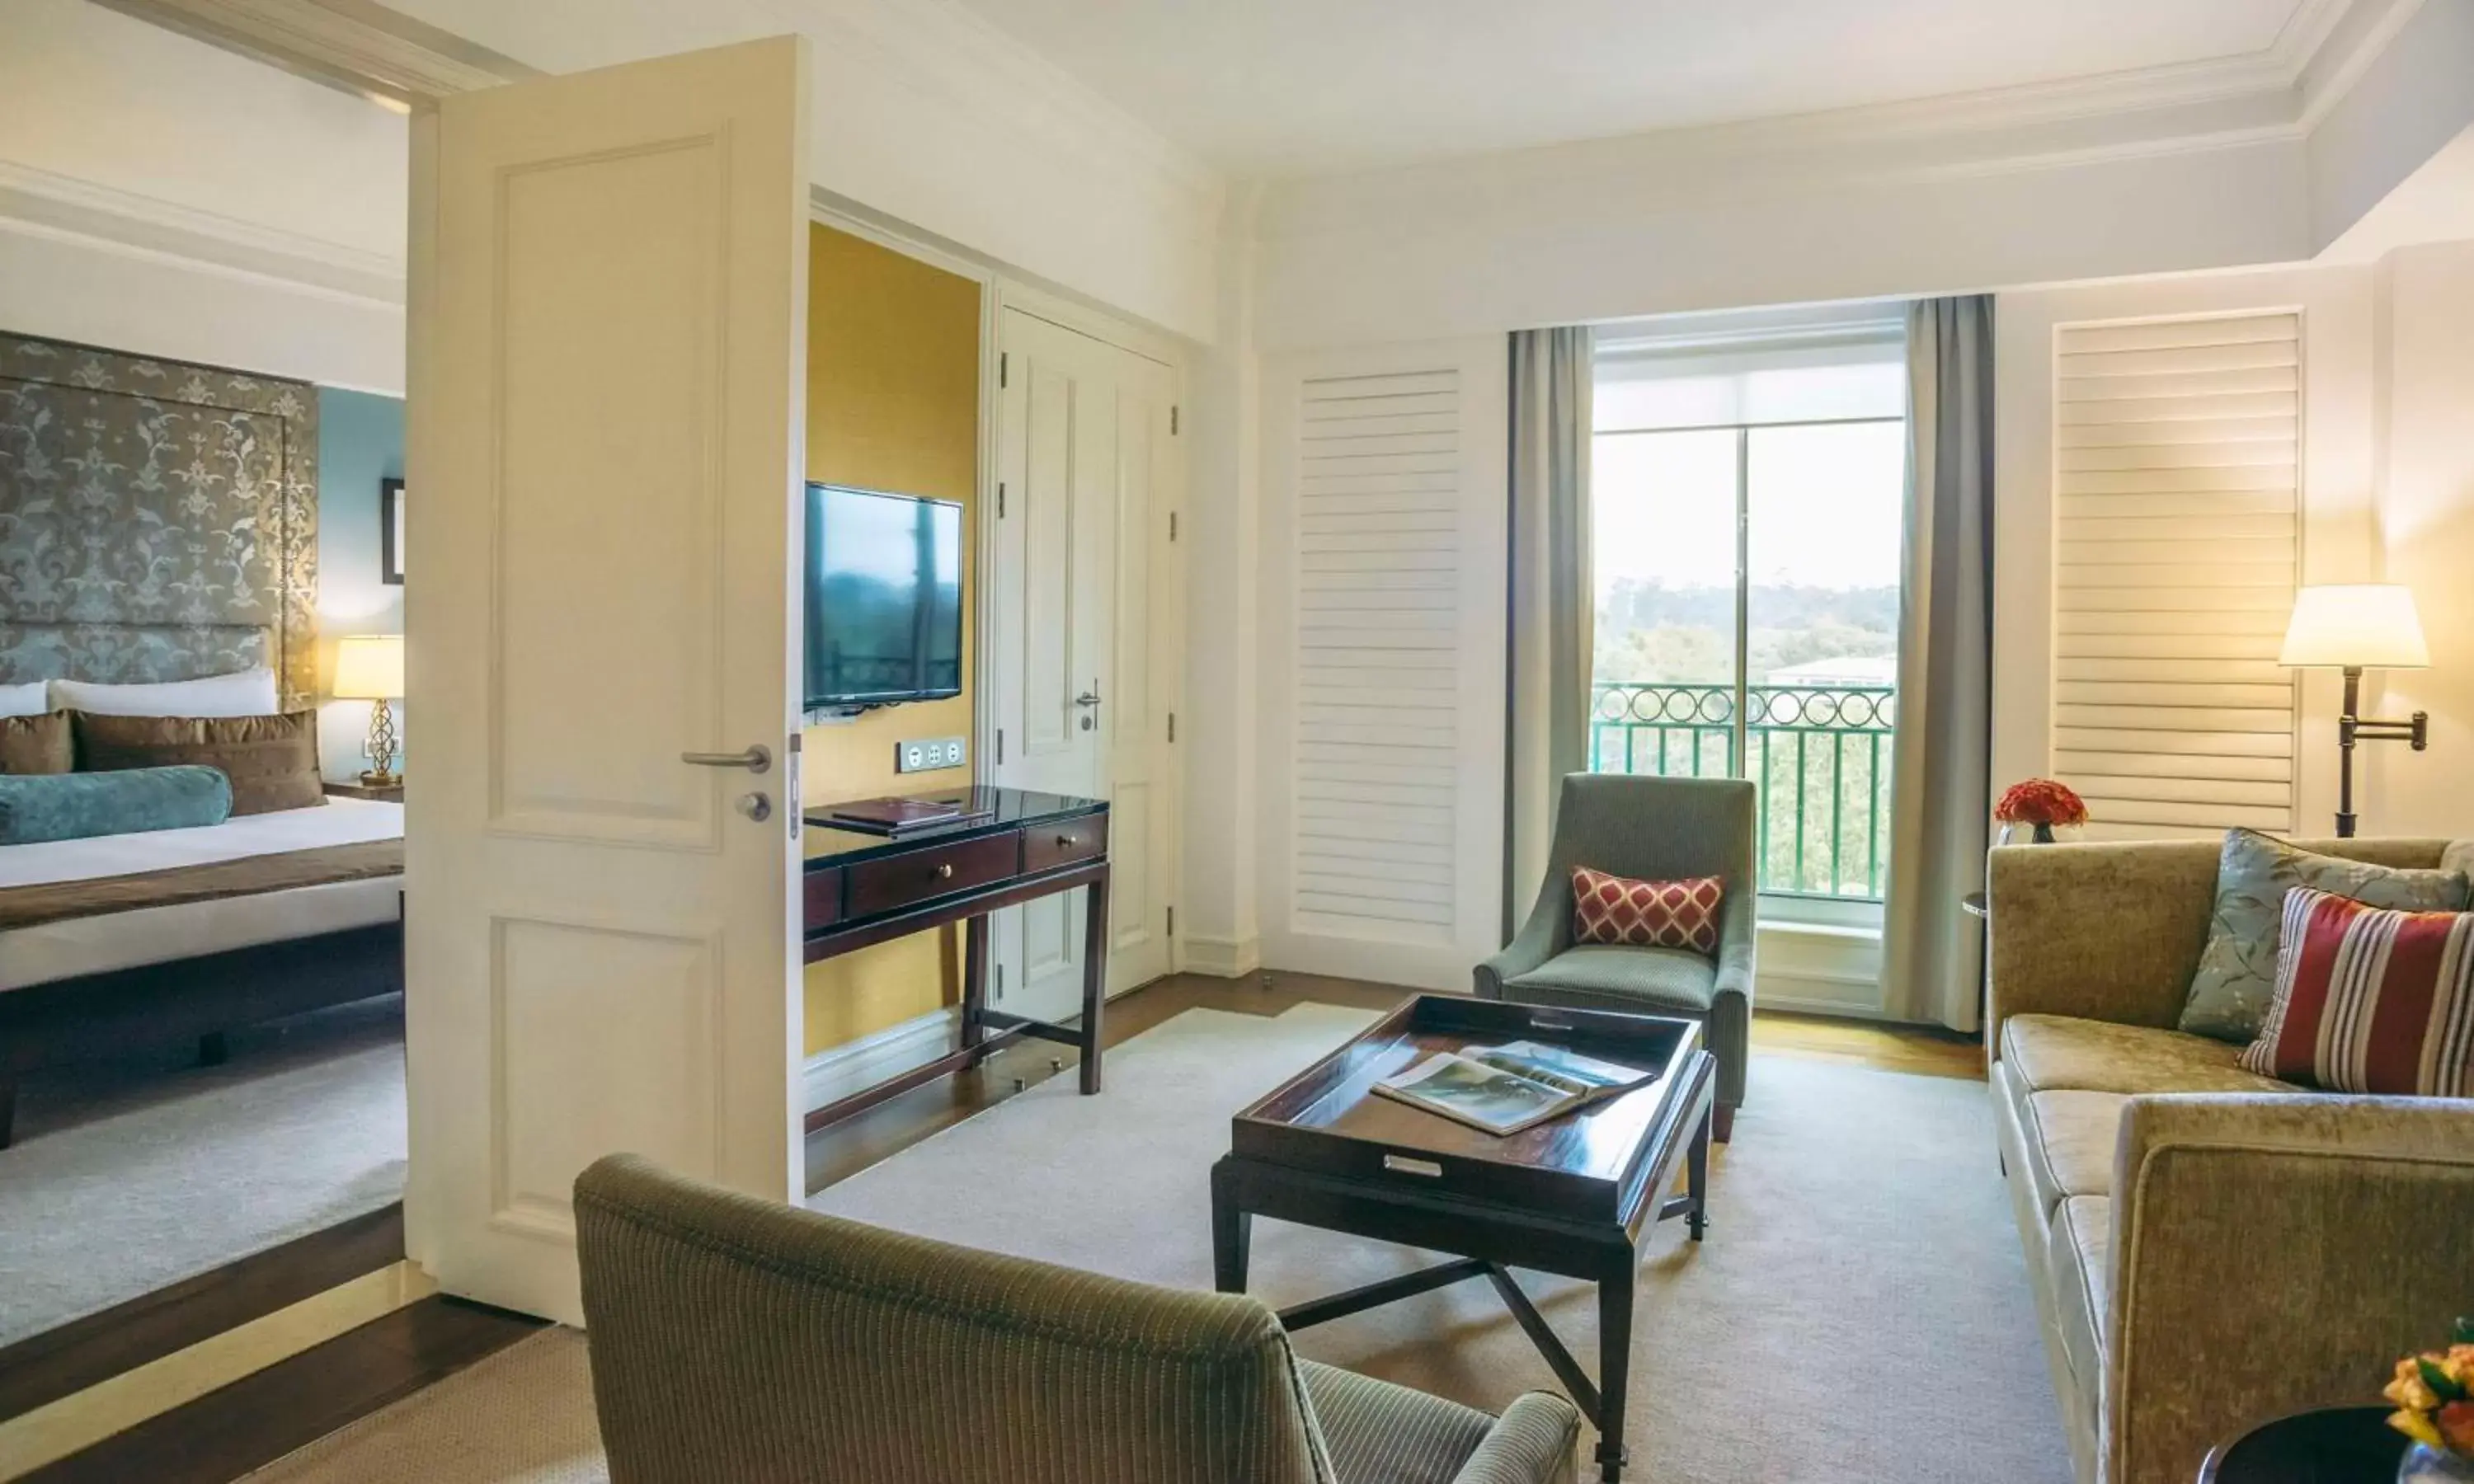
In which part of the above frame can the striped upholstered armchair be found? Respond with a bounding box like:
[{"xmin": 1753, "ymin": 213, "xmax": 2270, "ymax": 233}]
[{"xmin": 574, "ymin": 1155, "xmax": 1581, "ymax": 1484}]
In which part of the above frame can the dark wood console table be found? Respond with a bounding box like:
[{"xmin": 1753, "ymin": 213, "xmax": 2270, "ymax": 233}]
[{"xmin": 801, "ymin": 787, "xmax": 1109, "ymax": 1133}]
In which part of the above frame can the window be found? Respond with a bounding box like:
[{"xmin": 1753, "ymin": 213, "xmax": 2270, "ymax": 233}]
[{"xmin": 1590, "ymin": 321, "xmax": 1907, "ymax": 909}]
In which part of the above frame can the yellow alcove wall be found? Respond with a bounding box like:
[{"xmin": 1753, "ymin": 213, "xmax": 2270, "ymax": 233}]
[{"xmin": 800, "ymin": 223, "xmax": 981, "ymax": 1057}]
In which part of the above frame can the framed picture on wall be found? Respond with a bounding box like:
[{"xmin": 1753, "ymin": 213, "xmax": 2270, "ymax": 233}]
[{"xmin": 381, "ymin": 477, "xmax": 405, "ymax": 585}]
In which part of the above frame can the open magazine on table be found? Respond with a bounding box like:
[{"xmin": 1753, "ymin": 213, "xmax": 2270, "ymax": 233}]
[{"xmin": 1370, "ymin": 1040, "xmax": 1658, "ymax": 1137}]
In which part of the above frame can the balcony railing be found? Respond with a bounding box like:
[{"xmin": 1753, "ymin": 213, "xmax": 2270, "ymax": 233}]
[{"xmin": 1589, "ymin": 682, "xmax": 1898, "ymax": 902}]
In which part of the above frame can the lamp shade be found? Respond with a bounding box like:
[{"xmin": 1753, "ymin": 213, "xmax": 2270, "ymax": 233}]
[
  {"xmin": 2279, "ymin": 585, "xmax": 2429, "ymax": 669},
  {"xmin": 331, "ymin": 634, "xmax": 406, "ymax": 699}
]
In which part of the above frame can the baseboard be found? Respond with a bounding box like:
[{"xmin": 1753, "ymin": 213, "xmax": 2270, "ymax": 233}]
[
  {"xmin": 1181, "ymin": 934, "xmax": 1260, "ymax": 979},
  {"xmin": 801, "ymin": 1007, "xmax": 958, "ymax": 1112},
  {"xmin": 1757, "ymin": 990, "xmax": 1896, "ymax": 1020}
]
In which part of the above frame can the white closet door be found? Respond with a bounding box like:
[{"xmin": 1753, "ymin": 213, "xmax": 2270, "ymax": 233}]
[
  {"xmin": 1103, "ymin": 348, "xmax": 1178, "ymax": 992},
  {"xmin": 403, "ymin": 36, "xmax": 809, "ymax": 1325},
  {"xmin": 988, "ymin": 307, "xmax": 1178, "ymax": 1020},
  {"xmin": 1259, "ymin": 338, "xmax": 1509, "ymax": 989}
]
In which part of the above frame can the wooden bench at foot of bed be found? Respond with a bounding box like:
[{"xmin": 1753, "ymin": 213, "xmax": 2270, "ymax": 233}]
[{"xmin": 0, "ymin": 922, "xmax": 404, "ymax": 1149}]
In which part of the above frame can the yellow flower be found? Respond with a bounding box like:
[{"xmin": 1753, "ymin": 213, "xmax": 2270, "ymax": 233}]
[
  {"xmin": 2390, "ymin": 1357, "xmax": 2443, "ymax": 1412},
  {"xmin": 2444, "ymin": 1345, "xmax": 2474, "ymax": 1386},
  {"xmin": 2393, "ymin": 1409, "xmax": 2447, "ymax": 1452}
]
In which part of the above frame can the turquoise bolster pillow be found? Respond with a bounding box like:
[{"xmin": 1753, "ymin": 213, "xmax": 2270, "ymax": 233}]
[{"xmin": 0, "ymin": 765, "xmax": 233, "ymax": 845}]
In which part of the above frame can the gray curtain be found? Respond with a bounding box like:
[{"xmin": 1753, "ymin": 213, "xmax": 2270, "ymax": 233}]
[
  {"xmin": 1879, "ymin": 297, "xmax": 1995, "ymax": 1031},
  {"xmin": 1505, "ymin": 327, "xmax": 1594, "ymax": 936}
]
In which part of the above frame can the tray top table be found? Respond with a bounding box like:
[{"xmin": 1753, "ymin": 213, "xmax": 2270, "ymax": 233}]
[{"xmin": 1211, "ymin": 994, "xmax": 1716, "ymax": 1483}]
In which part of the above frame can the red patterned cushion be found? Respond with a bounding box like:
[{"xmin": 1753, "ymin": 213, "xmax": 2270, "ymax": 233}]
[
  {"xmin": 2238, "ymin": 886, "xmax": 2474, "ymax": 1095},
  {"xmin": 1570, "ymin": 866, "xmax": 1723, "ymax": 955}
]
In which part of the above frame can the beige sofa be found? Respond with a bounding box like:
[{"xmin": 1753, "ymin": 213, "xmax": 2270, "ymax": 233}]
[{"xmin": 1987, "ymin": 838, "xmax": 2474, "ymax": 1484}]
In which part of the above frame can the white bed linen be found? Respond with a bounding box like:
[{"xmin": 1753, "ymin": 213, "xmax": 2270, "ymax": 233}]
[
  {"xmin": 0, "ymin": 799, "xmax": 402, "ymax": 990},
  {"xmin": 0, "ymin": 797, "xmax": 401, "ymax": 888}
]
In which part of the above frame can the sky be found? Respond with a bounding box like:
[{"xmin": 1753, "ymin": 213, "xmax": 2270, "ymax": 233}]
[{"xmin": 1590, "ymin": 420, "xmax": 1907, "ymax": 600}]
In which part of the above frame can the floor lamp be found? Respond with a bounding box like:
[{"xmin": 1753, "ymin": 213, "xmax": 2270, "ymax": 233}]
[{"xmin": 2278, "ymin": 585, "xmax": 2429, "ymax": 838}]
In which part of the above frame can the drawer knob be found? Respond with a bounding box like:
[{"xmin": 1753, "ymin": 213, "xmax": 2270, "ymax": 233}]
[
  {"xmin": 934, "ymin": 862, "xmax": 955, "ymax": 881},
  {"xmin": 1056, "ymin": 833, "xmax": 1076, "ymax": 847}
]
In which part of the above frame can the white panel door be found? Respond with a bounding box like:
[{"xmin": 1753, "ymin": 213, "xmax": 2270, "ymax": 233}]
[
  {"xmin": 988, "ymin": 308, "xmax": 1178, "ymax": 1020},
  {"xmin": 1103, "ymin": 348, "xmax": 1178, "ymax": 992},
  {"xmin": 404, "ymin": 37, "xmax": 809, "ymax": 1325}
]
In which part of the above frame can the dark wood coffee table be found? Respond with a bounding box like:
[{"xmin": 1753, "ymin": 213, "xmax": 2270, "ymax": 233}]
[{"xmin": 1210, "ymin": 994, "xmax": 1715, "ymax": 1484}]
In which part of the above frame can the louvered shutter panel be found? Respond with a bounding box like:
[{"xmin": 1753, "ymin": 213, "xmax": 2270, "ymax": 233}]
[
  {"xmin": 2051, "ymin": 312, "xmax": 2299, "ymax": 836},
  {"xmin": 1291, "ymin": 369, "xmax": 1465, "ymax": 933}
]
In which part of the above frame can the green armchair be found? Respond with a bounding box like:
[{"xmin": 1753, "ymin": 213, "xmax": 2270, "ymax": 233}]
[
  {"xmin": 1476, "ymin": 773, "xmax": 1757, "ymax": 1140},
  {"xmin": 573, "ymin": 1154, "xmax": 1582, "ymax": 1484}
]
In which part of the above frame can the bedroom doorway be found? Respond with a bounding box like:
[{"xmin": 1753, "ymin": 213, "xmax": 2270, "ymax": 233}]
[{"xmin": 0, "ymin": 0, "xmax": 421, "ymax": 1445}]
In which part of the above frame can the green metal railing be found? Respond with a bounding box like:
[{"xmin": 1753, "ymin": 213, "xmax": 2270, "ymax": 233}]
[{"xmin": 1588, "ymin": 682, "xmax": 1897, "ymax": 901}]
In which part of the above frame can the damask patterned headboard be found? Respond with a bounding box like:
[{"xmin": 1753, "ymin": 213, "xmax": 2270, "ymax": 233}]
[{"xmin": 0, "ymin": 332, "xmax": 319, "ymax": 705}]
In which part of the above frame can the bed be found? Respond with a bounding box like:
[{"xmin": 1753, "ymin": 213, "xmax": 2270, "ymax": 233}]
[
  {"xmin": 0, "ymin": 332, "xmax": 402, "ymax": 1149},
  {"xmin": 0, "ymin": 801, "xmax": 405, "ymax": 1148}
]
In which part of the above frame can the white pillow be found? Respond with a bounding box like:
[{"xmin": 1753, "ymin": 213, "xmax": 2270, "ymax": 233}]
[
  {"xmin": 0, "ymin": 680, "xmax": 46, "ymax": 718},
  {"xmin": 51, "ymin": 666, "xmax": 280, "ymax": 718}
]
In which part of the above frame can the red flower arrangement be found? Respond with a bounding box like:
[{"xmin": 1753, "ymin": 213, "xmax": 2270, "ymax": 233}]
[{"xmin": 1996, "ymin": 779, "xmax": 2089, "ymax": 829}]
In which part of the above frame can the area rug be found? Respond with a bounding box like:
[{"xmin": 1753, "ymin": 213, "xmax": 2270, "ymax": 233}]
[
  {"xmin": 245, "ymin": 1002, "xmax": 2069, "ymax": 1484},
  {"xmin": 814, "ymin": 1003, "xmax": 2072, "ymax": 1482},
  {"xmin": 0, "ymin": 996, "xmax": 407, "ymax": 1347}
]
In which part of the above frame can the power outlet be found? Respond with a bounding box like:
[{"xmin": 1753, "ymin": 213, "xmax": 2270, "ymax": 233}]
[{"xmin": 896, "ymin": 735, "xmax": 967, "ymax": 774}]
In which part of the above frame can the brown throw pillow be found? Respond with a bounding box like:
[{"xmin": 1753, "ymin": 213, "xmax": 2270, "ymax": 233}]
[
  {"xmin": 74, "ymin": 711, "xmax": 326, "ymax": 815},
  {"xmin": 0, "ymin": 711, "xmax": 73, "ymax": 775}
]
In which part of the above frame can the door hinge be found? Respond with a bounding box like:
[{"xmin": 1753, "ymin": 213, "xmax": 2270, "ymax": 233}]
[
  {"xmin": 999, "ymin": 352, "xmax": 1008, "ymax": 389},
  {"xmin": 1168, "ymin": 511, "xmax": 1178, "ymax": 542},
  {"xmin": 1170, "ymin": 404, "xmax": 1179, "ymax": 435},
  {"xmin": 995, "ymin": 962, "xmax": 1004, "ymax": 998},
  {"xmin": 995, "ymin": 728, "xmax": 1004, "ymax": 766},
  {"xmin": 998, "ymin": 481, "xmax": 1006, "ymax": 519},
  {"xmin": 1167, "ymin": 711, "xmax": 1176, "ymax": 743},
  {"xmin": 1166, "ymin": 906, "xmax": 1175, "ymax": 937}
]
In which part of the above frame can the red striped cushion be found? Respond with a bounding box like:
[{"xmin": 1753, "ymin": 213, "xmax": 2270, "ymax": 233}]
[
  {"xmin": 2238, "ymin": 886, "xmax": 2474, "ymax": 1095},
  {"xmin": 1571, "ymin": 866, "xmax": 1723, "ymax": 955}
]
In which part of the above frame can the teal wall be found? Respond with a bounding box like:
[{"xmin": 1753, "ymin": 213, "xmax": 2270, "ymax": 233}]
[{"xmin": 315, "ymin": 387, "xmax": 405, "ymax": 782}]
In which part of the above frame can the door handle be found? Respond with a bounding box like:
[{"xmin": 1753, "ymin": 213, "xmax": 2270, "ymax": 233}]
[
  {"xmin": 681, "ymin": 744, "xmax": 771, "ymax": 773},
  {"xmin": 1074, "ymin": 691, "xmax": 1101, "ymax": 707}
]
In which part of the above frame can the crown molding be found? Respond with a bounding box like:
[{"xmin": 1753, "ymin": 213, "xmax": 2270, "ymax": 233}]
[
  {"xmin": 2298, "ymin": 0, "xmax": 2430, "ymax": 127},
  {"xmin": 0, "ymin": 159, "xmax": 404, "ymax": 306},
  {"xmin": 89, "ymin": 0, "xmax": 532, "ymax": 106},
  {"xmin": 781, "ymin": 0, "xmax": 1221, "ymax": 212},
  {"xmin": 1258, "ymin": 0, "xmax": 2415, "ymax": 242}
]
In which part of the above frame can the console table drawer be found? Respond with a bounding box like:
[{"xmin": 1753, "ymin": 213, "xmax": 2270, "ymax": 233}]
[
  {"xmin": 801, "ymin": 866, "xmax": 845, "ymax": 931},
  {"xmin": 844, "ymin": 833, "xmax": 1021, "ymax": 919},
  {"xmin": 1024, "ymin": 815, "xmax": 1108, "ymax": 874}
]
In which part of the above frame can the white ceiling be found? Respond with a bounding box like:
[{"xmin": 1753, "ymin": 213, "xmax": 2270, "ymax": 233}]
[{"xmin": 948, "ymin": 0, "xmax": 2325, "ymax": 176}]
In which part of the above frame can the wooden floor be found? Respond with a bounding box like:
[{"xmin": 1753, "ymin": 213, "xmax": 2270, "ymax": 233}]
[{"xmin": 15, "ymin": 970, "xmax": 1981, "ymax": 1482}]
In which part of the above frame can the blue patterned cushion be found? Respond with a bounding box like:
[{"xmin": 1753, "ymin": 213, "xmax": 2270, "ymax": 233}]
[
  {"xmin": 0, "ymin": 766, "xmax": 233, "ymax": 845},
  {"xmin": 2178, "ymin": 828, "xmax": 2472, "ymax": 1042}
]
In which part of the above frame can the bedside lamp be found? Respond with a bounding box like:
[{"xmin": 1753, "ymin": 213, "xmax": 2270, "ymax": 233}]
[
  {"xmin": 2279, "ymin": 585, "xmax": 2429, "ymax": 838},
  {"xmin": 332, "ymin": 634, "xmax": 406, "ymax": 787}
]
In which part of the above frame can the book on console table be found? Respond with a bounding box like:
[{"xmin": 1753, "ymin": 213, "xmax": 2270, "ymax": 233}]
[
  {"xmin": 822, "ymin": 792, "xmax": 995, "ymax": 836},
  {"xmin": 1371, "ymin": 1040, "xmax": 1656, "ymax": 1136}
]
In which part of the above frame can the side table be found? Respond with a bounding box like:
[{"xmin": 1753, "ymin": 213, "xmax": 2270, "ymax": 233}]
[
  {"xmin": 2199, "ymin": 1407, "xmax": 2406, "ymax": 1482},
  {"xmin": 323, "ymin": 779, "xmax": 404, "ymax": 803}
]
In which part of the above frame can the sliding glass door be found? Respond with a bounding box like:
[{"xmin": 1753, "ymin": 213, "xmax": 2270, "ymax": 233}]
[{"xmin": 1590, "ymin": 326, "xmax": 1907, "ymax": 911}]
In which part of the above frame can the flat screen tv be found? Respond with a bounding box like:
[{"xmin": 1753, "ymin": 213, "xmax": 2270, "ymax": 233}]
[{"xmin": 803, "ymin": 483, "xmax": 963, "ymax": 710}]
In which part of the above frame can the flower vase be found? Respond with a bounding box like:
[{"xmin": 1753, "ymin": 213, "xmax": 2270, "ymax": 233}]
[
  {"xmin": 2402, "ymin": 1444, "xmax": 2474, "ymax": 1482},
  {"xmin": 1997, "ymin": 821, "xmax": 2079, "ymax": 847},
  {"xmin": 2401, "ymin": 1444, "xmax": 2474, "ymax": 1483}
]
